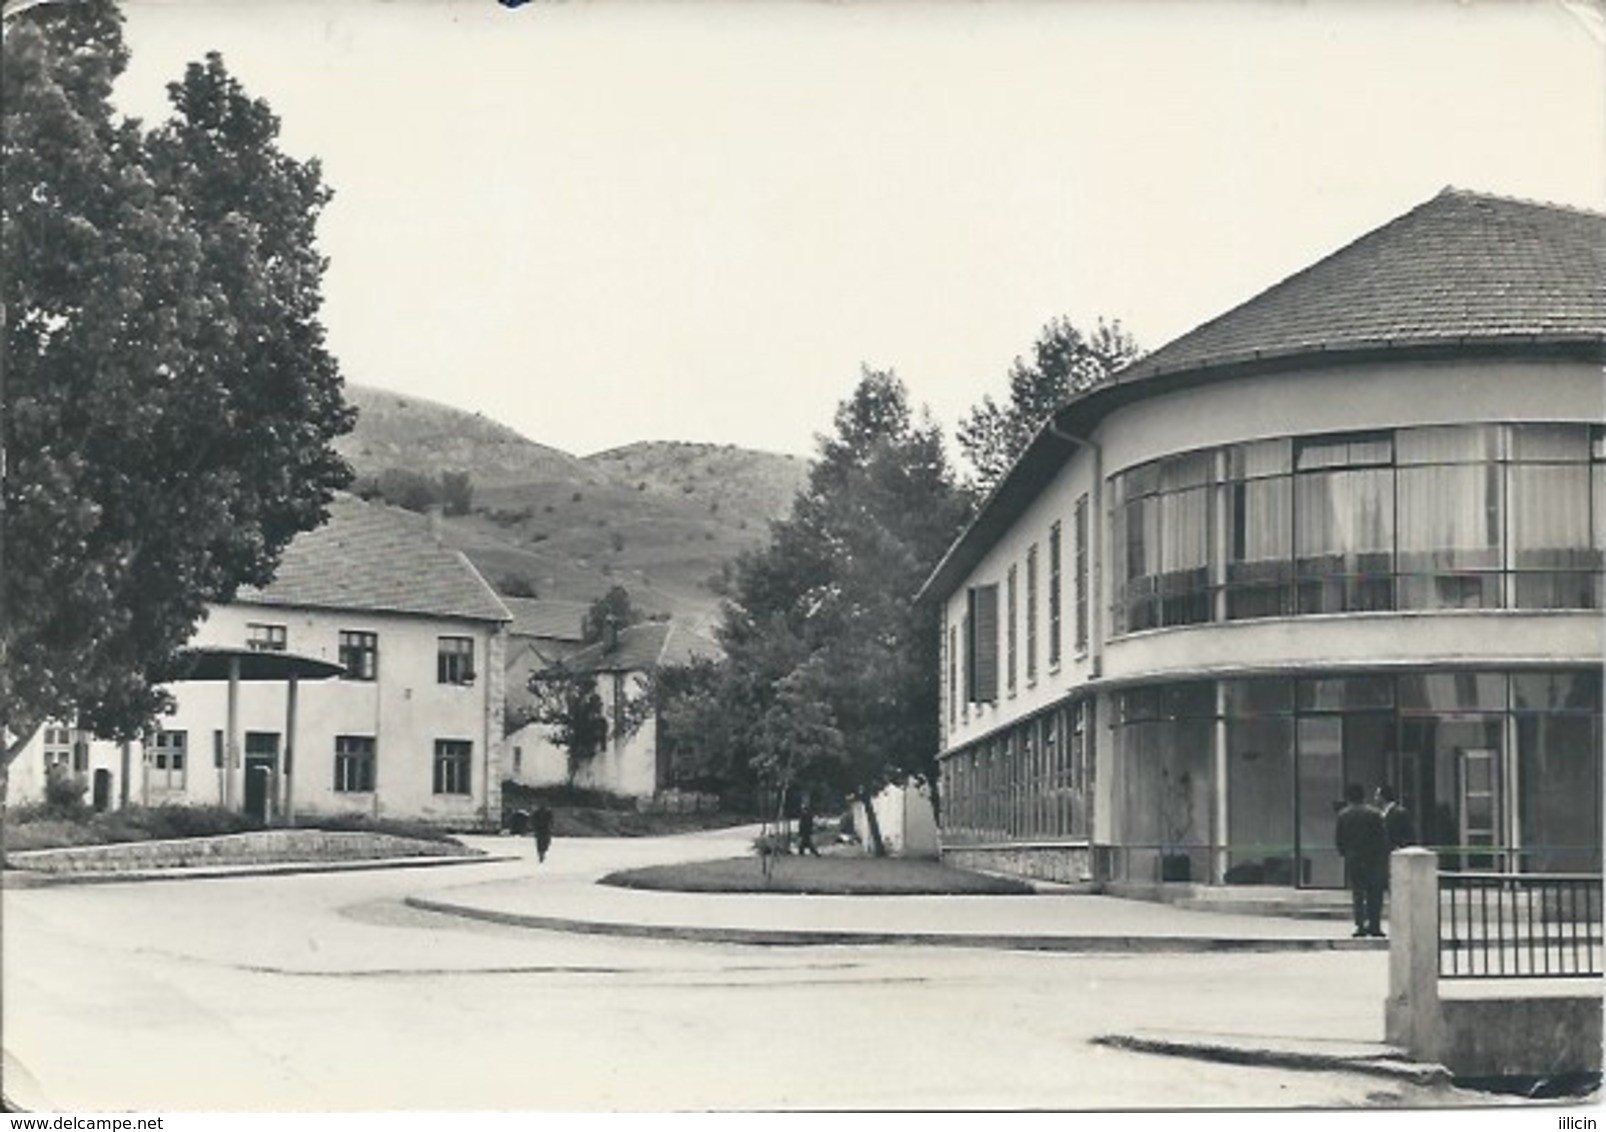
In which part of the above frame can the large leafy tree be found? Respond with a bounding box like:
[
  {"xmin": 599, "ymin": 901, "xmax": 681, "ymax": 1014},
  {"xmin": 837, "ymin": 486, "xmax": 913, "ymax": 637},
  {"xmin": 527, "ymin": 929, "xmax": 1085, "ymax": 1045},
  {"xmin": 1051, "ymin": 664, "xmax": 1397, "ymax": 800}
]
[
  {"xmin": 714, "ymin": 368, "xmax": 971, "ymax": 854},
  {"xmin": 1, "ymin": 2, "xmax": 353, "ymax": 778},
  {"xmin": 957, "ymin": 316, "xmax": 1141, "ymax": 493}
]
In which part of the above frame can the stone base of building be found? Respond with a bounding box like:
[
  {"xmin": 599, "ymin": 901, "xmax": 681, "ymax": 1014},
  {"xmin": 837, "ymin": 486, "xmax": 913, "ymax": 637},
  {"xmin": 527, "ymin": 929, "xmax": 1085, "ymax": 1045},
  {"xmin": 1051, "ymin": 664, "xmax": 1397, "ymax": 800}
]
[{"xmin": 943, "ymin": 843, "xmax": 1094, "ymax": 885}]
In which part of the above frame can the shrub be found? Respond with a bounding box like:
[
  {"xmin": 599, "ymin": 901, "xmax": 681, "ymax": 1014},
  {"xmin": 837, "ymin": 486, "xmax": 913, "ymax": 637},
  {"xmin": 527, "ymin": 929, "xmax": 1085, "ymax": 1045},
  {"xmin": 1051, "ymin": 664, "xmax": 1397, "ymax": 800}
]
[
  {"xmin": 114, "ymin": 804, "xmax": 263, "ymax": 841},
  {"xmin": 301, "ymin": 812, "xmax": 461, "ymax": 845},
  {"xmin": 42, "ymin": 769, "xmax": 89, "ymax": 820}
]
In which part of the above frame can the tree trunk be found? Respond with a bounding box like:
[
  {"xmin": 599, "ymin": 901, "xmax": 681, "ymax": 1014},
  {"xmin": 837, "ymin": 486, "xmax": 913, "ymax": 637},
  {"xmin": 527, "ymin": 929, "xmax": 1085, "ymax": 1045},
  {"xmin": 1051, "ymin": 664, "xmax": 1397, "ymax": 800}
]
[{"xmin": 859, "ymin": 787, "xmax": 886, "ymax": 857}]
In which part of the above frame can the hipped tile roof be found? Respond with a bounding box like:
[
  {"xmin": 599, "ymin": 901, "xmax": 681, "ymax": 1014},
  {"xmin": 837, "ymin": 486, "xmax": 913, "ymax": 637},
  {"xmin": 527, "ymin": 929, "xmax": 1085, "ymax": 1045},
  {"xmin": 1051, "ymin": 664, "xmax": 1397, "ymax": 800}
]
[
  {"xmin": 236, "ymin": 496, "xmax": 511, "ymax": 624},
  {"xmin": 1123, "ymin": 188, "xmax": 1606, "ymax": 382}
]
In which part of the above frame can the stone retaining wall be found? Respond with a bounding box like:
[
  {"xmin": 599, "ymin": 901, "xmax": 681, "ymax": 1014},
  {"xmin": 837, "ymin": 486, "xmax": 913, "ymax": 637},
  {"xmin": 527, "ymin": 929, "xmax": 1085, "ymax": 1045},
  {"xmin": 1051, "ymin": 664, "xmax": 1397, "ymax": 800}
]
[
  {"xmin": 7, "ymin": 830, "xmax": 478, "ymax": 873},
  {"xmin": 943, "ymin": 844, "xmax": 1093, "ymax": 884}
]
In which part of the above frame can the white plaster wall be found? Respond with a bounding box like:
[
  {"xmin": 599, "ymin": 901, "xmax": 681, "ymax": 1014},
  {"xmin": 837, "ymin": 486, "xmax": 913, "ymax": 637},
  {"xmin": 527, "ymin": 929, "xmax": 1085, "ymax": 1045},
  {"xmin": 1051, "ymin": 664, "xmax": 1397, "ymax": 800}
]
[
  {"xmin": 1095, "ymin": 358, "xmax": 1602, "ymax": 476},
  {"xmin": 851, "ymin": 781, "xmax": 938, "ymax": 857},
  {"xmin": 942, "ymin": 451, "xmax": 1098, "ymax": 750},
  {"xmin": 505, "ymin": 672, "xmax": 660, "ymax": 799},
  {"xmin": 7, "ymin": 732, "xmax": 126, "ymax": 810},
  {"xmin": 139, "ymin": 603, "xmax": 506, "ymax": 825}
]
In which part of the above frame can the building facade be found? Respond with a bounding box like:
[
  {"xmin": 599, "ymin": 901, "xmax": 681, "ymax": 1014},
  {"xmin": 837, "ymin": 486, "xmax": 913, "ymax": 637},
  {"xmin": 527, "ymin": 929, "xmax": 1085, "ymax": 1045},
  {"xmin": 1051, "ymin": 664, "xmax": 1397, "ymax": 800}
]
[
  {"xmin": 11, "ymin": 497, "xmax": 512, "ymax": 828},
  {"xmin": 922, "ymin": 190, "xmax": 1604, "ymax": 888},
  {"xmin": 506, "ymin": 620, "xmax": 721, "ymax": 798}
]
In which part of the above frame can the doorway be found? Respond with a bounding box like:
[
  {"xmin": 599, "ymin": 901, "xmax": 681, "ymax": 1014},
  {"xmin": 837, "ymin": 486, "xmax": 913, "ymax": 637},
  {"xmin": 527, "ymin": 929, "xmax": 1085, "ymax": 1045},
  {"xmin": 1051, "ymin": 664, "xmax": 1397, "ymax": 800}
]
[{"xmin": 243, "ymin": 731, "xmax": 280, "ymax": 823}]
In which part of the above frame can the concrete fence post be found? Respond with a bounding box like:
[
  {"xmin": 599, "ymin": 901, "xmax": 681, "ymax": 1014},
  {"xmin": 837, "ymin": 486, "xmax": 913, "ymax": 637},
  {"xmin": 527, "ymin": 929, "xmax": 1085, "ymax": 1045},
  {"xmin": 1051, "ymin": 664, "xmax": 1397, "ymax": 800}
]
[{"xmin": 1384, "ymin": 847, "xmax": 1440, "ymax": 1053}]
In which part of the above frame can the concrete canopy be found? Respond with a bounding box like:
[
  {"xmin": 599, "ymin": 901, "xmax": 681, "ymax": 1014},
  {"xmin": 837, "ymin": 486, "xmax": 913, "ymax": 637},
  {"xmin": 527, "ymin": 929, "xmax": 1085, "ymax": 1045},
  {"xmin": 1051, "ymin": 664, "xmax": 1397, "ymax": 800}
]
[{"xmin": 167, "ymin": 646, "xmax": 345, "ymax": 683}]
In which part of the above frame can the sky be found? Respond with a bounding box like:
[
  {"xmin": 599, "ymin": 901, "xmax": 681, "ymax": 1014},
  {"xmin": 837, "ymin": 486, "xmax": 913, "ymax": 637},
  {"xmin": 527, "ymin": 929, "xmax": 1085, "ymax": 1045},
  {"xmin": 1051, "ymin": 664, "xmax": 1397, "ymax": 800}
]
[{"xmin": 111, "ymin": 0, "xmax": 1606, "ymax": 461}]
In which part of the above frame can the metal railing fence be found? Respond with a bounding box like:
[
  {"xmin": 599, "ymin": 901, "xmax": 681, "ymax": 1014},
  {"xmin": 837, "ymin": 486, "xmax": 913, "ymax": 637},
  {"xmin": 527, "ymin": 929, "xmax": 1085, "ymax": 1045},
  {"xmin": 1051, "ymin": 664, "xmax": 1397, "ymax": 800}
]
[{"xmin": 1439, "ymin": 871, "xmax": 1603, "ymax": 979}]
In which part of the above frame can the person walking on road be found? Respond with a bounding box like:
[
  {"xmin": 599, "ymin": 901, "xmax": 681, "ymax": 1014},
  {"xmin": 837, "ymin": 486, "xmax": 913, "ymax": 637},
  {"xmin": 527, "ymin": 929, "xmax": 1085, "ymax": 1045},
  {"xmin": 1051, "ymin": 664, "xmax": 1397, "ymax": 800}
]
[
  {"xmin": 532, "ymin": 803, "xmax": 554, "ymax": 864},
  {"xmin": 1335, "ymin": 783, "xmax": 1388, "ymax": 938}
]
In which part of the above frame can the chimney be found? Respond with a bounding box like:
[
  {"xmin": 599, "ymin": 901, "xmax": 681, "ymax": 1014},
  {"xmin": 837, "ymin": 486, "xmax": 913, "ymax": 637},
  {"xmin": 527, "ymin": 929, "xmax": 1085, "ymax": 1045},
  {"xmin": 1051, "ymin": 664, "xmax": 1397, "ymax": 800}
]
[{"xmin": 604, "ymin": 613, "xmax": 619, "ymax": 653}]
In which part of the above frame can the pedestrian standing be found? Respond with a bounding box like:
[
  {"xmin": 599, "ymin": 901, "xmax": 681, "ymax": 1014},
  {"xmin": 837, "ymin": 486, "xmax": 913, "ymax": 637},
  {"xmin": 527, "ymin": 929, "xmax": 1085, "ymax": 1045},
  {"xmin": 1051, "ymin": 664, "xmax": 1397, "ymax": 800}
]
[
  {"xmin": 1376, "ymin": 784, "xmax": 1416, "ymax": 850},
  {"xmin": 532, "ymin": 803, "xmax": 554, "ymax": 864},
  {"xmin": 1335, "ymin": 783, "xmax": 1388, "ymax": 938},
  {"xmin": 796, "ymin": 798, "xmax": 820, "ymax": 857}
]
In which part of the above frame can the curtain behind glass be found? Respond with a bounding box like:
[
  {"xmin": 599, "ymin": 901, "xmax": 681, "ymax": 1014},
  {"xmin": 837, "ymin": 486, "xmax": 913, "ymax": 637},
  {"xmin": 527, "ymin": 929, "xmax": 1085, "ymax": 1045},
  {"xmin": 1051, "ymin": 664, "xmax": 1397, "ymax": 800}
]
[{"xmin": 1295, "ymin": 468, "xmax": 1395, "ymax": 612}]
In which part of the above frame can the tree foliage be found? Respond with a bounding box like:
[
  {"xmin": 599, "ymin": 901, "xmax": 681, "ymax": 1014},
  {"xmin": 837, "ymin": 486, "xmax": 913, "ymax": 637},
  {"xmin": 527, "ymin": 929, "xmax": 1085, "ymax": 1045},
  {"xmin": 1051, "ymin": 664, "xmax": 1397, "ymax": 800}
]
[
  {"xmin": 956, "ymin": 316, "xmax": 1141, "ymax": 493},
  {"xmin": 523, "ymin": 661, "xmax": 652, "ymax": 785},
  {"xmin": 695, "ymin": 368, "xmax": 971, "ymax": 853},
  {"xmin": 352, "ymin": 467, "xmax": 474, "ymax": 516},
  {"xmin": 581, "ymin": 584, "xmax": 643, "ymax": 645},
  {"xmin": 1, "ymin": 3, "xmax": 353, "ymax": 765}
]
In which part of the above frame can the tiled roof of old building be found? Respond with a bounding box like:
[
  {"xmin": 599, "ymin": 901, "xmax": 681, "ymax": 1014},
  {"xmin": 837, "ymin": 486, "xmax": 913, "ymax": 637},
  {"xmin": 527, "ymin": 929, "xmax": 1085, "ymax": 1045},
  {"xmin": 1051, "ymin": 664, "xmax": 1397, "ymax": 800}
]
[
  {"xmin": 564, "ymin": 621, "xmax": 723, "ymax": 675},
  {"xmin": 236, "ymin": 496, "xmax": 511, "ymax": 623},
  {"xmin": 501, "ymin": 597, "xmax": 589, "ymax": 642},
  {"xmin": 1122, "ymin": 188, "xmax": 1606, "ymax": 382}
]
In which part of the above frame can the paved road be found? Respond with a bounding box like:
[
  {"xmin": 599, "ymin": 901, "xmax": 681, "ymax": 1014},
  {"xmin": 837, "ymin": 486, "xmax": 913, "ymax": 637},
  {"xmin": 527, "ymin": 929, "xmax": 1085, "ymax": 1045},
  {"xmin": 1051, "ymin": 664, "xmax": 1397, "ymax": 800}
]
[{"xmin": 2, "ymin": 828, "xmax": 1480, "ymax": 1112}]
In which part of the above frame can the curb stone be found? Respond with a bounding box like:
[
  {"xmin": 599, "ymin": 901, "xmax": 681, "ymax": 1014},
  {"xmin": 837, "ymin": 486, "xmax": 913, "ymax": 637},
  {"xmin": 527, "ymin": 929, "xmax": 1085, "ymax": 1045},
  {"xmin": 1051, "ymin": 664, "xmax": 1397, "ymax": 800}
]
[
  {"xmin": 403, "ymin": 894, "xmax": 1390, "ymax": 953},
  {"xmin": 1091, "ymin": 1033, "xmax": 1452, "ymax": 1086},
  {"xmin": 1, "ymin": 853, "xmax": 516, "ymax": 887}
]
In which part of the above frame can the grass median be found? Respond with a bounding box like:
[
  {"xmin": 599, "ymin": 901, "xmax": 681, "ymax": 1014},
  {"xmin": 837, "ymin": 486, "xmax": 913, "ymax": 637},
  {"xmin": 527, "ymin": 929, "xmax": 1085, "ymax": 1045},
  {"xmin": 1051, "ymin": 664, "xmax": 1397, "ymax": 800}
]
[{"xmin": 600, "ymin": 854, "xmax": 1035, "ymax": 896}]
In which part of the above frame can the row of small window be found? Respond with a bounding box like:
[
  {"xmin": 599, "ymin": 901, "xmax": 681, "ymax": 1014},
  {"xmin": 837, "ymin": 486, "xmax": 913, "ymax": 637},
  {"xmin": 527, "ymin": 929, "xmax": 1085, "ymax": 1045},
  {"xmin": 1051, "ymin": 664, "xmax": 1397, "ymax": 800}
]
[
  {"xmin": 1110, "ymin": 423, "xmax": 1606, "ymax": 633},
  {"xmin": 247, "ymin": 623, "xmax": 478, "ymax": 685},
  {"xmin": 947, "ymin": 496, "xmax": 1090, "ymax": 716},
  {"xmin": 942, "ymin": 699, "xmax": 1092, "ymax": 843},
  {"xmin": 144, "ymin": 731, "xmax": 477, "ymax": 795}
]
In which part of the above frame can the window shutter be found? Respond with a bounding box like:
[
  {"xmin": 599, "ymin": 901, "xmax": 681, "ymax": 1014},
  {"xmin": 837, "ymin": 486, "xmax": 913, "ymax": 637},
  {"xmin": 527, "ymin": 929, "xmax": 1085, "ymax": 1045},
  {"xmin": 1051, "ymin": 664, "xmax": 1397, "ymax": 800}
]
[{"xmin": 967, "ymin": 584, "xmax": 1000, "ymax": 704}]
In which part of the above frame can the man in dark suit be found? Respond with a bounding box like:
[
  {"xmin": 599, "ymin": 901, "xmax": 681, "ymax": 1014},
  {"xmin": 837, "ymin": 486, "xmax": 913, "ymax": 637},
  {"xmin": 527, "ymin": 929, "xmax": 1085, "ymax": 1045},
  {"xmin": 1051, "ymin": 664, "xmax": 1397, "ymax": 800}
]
[
  {"xmin": 1377, "ymin": 784, "xmax": 1416, "ymax": 851},
  {"xmin": 1335, "ymin": 783, "xmax": 1388, "ymax": 938}
]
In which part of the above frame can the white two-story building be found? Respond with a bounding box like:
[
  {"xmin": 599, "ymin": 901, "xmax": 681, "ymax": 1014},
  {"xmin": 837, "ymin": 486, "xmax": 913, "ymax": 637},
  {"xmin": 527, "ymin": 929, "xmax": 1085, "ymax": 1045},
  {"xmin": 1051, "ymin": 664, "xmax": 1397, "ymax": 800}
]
[{"xmin": 11, "ymin": 496, "xmax": 512, "ymax": 828}]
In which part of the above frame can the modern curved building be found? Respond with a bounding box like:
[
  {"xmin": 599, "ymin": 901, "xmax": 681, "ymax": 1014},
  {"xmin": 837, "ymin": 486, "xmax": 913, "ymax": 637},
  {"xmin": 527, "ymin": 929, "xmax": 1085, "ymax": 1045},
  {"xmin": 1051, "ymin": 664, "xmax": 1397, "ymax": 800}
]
[{"xmin": 921, "ymin": 189, "xmax": 1604, "ymax": 889}]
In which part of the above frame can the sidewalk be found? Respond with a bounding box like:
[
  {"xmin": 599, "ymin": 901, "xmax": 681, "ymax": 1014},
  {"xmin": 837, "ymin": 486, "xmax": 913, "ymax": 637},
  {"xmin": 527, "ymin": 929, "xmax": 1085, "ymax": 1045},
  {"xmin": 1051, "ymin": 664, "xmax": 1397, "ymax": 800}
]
[{"xmin": 406, "ymin": 853, "xmax": 1390, "ymax": 954}]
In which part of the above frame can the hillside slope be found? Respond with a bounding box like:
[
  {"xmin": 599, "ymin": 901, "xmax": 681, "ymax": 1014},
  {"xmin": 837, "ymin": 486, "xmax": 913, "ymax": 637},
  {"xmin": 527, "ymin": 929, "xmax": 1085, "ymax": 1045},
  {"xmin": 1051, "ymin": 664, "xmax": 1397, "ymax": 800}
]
[
  {"xmin": 337, "ymin": 383, "xmax": 605, "ymax": 487},
  {"xmin": 335, "ymin": 384, "xmax": 812, "ymax": 625}
]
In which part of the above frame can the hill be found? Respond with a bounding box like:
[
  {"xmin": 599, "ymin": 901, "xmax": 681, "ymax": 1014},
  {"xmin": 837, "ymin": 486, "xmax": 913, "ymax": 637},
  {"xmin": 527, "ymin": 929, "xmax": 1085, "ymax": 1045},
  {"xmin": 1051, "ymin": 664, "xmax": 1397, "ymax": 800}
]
[
  {"xmin": 583, "ymin": 440, "xmax": 808, "ymax": 532},
  {"xmin": 336, "ymin": 383, "xmax": 604, "ymax": 487},
  {"xmin": 335, "ymin": 384, "xmax": 812, "ymax": 625}
]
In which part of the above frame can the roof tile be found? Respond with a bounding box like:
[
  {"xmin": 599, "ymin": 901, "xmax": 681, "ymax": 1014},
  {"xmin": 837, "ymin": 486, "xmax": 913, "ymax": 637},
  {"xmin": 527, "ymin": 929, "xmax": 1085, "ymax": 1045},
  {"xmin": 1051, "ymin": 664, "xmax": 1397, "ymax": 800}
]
[
  {"xmin": 236, "ymin": 496, "xmax": 511, "ymax": 624},
  {"xmin": 1123, "ymin": 189, "xmax": 1606, "ymax": 382}
]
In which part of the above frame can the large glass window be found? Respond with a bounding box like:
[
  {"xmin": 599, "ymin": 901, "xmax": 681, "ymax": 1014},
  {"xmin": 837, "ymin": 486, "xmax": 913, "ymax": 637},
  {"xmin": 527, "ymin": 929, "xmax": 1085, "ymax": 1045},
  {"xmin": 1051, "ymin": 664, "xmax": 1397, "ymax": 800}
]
[
  {"xmin": 1116, "ymin": 682, "xmax": 1214, "ymax": 883},
  {"xmin": 1294, "ymin": 433, "xmax": 1394, "ymax": 613},
  {"xmin": 1509, "ymin": 425, "xmax": 1598, "ymax": 609},
  {"xmin": 1112, "ymin": 454, "xmax": 1213, "ymax": 632},
  {"xmin": 1225, "ymin": 678, "xmax": 1295, "ymax": 885},
  {"xmin": 1513, "ymin": 670, "xmax": 1601, "ymax": 873},
  {"xmin": 1111, "ymin": 422, "xmax": 1604, "ymax": 635},
  {"xmin": 1225, "ymin": 440, "xmax": 1293, "ymax": 619},
  {"xmin": 1396, "ymin": 426, "xmax": 1503, "ymax": 609}
]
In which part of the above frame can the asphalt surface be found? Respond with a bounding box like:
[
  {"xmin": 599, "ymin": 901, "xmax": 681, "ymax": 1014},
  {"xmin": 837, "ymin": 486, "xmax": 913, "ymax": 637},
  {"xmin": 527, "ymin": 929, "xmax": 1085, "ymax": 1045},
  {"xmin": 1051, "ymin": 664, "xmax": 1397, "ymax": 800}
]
[{"xmin": 0, "ymin": 824, "xmax": 1551, "ymax": 1112}]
